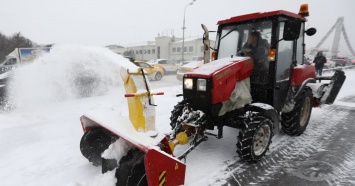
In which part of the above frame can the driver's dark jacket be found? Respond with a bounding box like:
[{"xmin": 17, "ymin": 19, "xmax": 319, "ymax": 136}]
[{"xmin": 242, "ymin": 39, "xmax": 269, "ymax": 82}]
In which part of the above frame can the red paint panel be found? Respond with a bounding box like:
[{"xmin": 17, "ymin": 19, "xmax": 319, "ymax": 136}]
[
  {"xmin": 218, "ymin": 10, "xmax": 305, "ymax": 25},
  {"xmin": 211, "ymin": 59, "xmax": 254, "ymax": 104},
  {"xmin": 290, "ymin": 65, "xmax": 316, "ymax": 85},
  {"xmin": 145, "ymin": 149, "xmax": 186, "ymax": 186}
]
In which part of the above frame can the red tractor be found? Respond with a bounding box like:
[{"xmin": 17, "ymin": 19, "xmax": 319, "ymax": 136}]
[
  {"xmin": 79, "ymin": 4, "xmax": 345, "ymax": 186},
  {"xmin": 170, "ymin": 4, "xmax": 346, "ymax": 162}
]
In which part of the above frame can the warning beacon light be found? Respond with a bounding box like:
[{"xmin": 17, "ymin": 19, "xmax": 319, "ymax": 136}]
[{"xmin": 298, "ymin": 4, "xmax": 309, "ymax": 17}]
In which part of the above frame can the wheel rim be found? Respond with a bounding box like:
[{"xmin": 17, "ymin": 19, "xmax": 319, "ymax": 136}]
[
  {"xmin": 253, "ymin": 123, "xmax": 271, "ymax": 156},
  {"xmin": 155, "ymin": 73, "xmax": 162, "ymax": 80},
  {"xmin": 300, "ymin": 97, "xmax": 311, "ymax": 127}
]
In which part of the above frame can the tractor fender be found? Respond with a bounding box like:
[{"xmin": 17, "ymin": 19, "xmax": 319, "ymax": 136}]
[
  {"xmin": 245, "ymin": 103, "xmax": 280, "ymax": 133},
  {"xmin": 292, "ymin": 78, "xmax": 316, "ymax": 101}
]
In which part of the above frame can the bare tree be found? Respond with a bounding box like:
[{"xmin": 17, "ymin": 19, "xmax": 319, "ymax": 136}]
[{"xmin": 0, "ymin": 32, "xmax": 35, "ymax": 62}]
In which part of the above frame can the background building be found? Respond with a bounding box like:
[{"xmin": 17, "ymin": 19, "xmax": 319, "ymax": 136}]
[{"xmin": 107, "ymin": 35, "xmax": 215, "ymax": 62}]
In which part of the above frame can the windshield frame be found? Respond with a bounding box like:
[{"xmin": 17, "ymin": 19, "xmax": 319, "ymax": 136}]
[{"xmin": 215, "ymin": 19, "xmax": 274, "ymax": 60}]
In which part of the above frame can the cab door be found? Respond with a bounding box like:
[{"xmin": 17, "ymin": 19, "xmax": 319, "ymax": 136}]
[{"xmin": 273, "ymin": 20, "xmax": 304, "ymax": 112}]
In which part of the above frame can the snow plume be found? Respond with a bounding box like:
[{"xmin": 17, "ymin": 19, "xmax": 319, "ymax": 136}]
[{"xmin": 5, "ymin": 45, "xmax": 134, "ymax": 109}]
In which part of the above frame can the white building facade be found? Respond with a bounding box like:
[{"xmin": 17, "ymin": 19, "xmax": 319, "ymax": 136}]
[{"xmin": 109, "ymin": 36, "xmax": 215, "ymax": 62}]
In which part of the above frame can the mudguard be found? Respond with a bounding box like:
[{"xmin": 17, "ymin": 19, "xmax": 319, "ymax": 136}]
[{"xmin": 245, "ymin": 103, "xmax": 280, "ymax": 133}]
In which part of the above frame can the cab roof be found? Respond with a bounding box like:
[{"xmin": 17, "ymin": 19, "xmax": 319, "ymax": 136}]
[{"xmin": 217, "ymin": 10, "xmax": 305, "ymax": 25}]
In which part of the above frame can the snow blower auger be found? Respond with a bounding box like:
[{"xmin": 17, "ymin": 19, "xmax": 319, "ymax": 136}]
[{"xmin": 79, "ymin": 67, "xmax": 188, "ymax": 186}]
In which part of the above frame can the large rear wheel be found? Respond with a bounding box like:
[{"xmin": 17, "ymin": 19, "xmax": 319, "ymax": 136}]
[
  {"xmin": 237, "ymin": 111, "xmax": 273, "ymax": 162},
  {"xmin": 281, "ymin": 88, "xmax": 313, "ymax": 136},
  {"xmin": 115, "ymin": 148, "xmax": 148, "ymax": 186}
]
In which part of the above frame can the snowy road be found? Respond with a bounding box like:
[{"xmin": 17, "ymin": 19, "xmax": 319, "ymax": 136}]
[
  {"xmin": 222, "ymin": 104, "xmax": 355, "ymax": 186},
  {"xmin": 0, "ymin": 47, "xmax": 354, "ymax": 186}
]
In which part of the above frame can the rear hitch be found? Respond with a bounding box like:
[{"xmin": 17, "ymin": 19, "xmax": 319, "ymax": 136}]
[{"xmin": 178, "ymin": 134, "xmax": 208, "ymax": 161}]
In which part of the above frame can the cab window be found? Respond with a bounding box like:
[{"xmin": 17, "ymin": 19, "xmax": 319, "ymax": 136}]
[{"xmin": 276, "ymin": 21, "xmax": 293, "ymax": 81}]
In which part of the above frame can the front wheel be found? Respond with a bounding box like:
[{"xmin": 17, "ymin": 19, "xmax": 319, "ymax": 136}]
[
  {"xmin": 281, "ymin": 88, "xmax": 313, "ymax": 136},
  {"xmin": 170, "ymin": 100, "xmax": 186, "ymax": 130},
  {"xmin": 237, "ymin": 111, "xmax": 273, "ymax": 162}
]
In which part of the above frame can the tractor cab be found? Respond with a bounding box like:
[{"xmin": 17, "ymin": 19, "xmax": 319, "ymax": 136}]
[{"xmin": 213, "ymin": 5, "xmax": 315, "ymax": 112}]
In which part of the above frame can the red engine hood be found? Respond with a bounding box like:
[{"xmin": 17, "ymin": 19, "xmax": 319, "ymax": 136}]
[
  {"xmin": 185, "ymin": 57, "xmax": 254, "ymax": 81},
  {"xmin": 185, "ymin": 57, "xmax": 254, "ymax": 104}
]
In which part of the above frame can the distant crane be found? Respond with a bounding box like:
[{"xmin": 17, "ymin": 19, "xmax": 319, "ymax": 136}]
[{"xmin": 310, "ymin": 17, "xmax": 355, "ymax": 58}]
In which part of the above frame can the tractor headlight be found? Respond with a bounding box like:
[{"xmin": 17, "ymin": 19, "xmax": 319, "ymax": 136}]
[
  {"xmin": 184, "ymin": 78, "xmax": 193, "ymax": 90},
  {"xmin": 197, "ymin": 79, "xmax": 206, "ymax": 91}
]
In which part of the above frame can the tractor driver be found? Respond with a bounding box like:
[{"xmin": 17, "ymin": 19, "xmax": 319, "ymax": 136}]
[{"xmin": 241, "ymin": 31, "xmax": 270, "ymax": 82}]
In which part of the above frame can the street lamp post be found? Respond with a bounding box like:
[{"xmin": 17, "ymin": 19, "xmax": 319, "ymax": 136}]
[{"xmin": 182, "ymin": 0, "xmax": 196, "ymax": 63}]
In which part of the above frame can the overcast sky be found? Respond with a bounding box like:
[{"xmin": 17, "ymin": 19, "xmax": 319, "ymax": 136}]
[{"xmin": 1, "ymin": 0, "xmax": 354, "ymax": 55}]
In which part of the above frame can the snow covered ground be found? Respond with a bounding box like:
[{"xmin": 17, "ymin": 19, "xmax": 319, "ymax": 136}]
[{"xmin": 0, "ymin": 45, "xmax": 354, "ymax": 186}]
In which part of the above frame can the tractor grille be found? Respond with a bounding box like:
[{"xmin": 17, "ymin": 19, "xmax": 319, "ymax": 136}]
[{"xmin": 183, "ymin": 78, "xmax": 220, "ymax": 115}]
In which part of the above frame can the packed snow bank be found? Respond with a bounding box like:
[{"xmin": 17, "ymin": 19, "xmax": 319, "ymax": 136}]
[{"xmin": 4, "ymin": 45, "xmax": 138, "ymax": 110}]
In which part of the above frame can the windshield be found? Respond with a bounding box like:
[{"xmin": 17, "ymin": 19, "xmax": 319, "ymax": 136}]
[
  {"xmin": 217, "ymin": 20, "xmax": 272, "ymax": 59},
  {"xmin": 146, "ymin": 59, "xmax": 157, "ymax": 63},
  {"xmin": 135, "ymin": 62, "xmax": 151, "ymax": 68}
]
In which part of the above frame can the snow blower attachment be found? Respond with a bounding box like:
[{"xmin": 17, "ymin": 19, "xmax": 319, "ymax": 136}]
[
  {"xmin": 310, "ymin": 70, "xmax": 346, "ymax": 105},
  {"xmin": 80, "ymin": 67, "xmax": 187, "ymax": 186}
]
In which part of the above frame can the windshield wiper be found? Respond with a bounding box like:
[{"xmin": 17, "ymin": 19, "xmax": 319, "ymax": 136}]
[{"xmin": 220, "ymin": 25, "xmax": 239, "ymax": 41}]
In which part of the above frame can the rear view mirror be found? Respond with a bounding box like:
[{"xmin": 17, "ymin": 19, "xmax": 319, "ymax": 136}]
[
  {"xmin": 283, "ymin": 19, "xmax": 301, "ymax": 41},
  {"xmin": 306, "ymin": 28, "xmax": 317, "ymax": 36}
]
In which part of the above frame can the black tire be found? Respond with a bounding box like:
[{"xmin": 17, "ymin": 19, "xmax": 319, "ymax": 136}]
[
  {"xmin": 281, "ymin": 88, "xmax": 313, "ymax": 136},
  {"xmin": 155, "ymin": 72, "xmax": 162, "ymax": 81},
  {"xmin": 169, "ymin": 100, "xmax": 186, "ymax": 129},
  {"xmin": 80, "ymin": 127, "xmax": 116, "ymax": 166},
  {"xmin": 115, "ymin": 148, "xmax": 147, "ymax": 186},
  {"xmin": 237, "ymin": 111, "xmax": 273, "ymax": 162}
]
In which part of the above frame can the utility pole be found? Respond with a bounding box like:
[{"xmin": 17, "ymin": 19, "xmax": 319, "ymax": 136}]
[{"xmin": 182, "ymin": 0, "xmax": 196, "ymax": 63}]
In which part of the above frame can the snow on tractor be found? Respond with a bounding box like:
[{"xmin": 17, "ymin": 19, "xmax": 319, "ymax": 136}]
[{"xmin": 79, "ymin": 4, "xmax": 345, "ymax": 186}]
